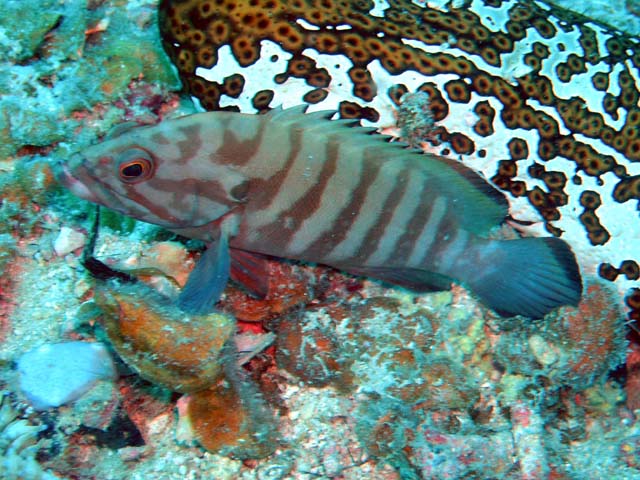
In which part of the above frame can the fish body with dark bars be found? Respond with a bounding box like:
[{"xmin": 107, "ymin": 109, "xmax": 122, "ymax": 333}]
[{"xmin": 56, "ymin": 106, "xmax": 582, "ymax": 318}]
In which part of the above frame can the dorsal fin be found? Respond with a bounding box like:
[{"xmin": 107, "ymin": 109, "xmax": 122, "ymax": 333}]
[
  {"xmin": 104, "ymin": 122, "xmax": 143, "ymax": 140},
  {"xmin": 265, "ymin": 106, "xmax": 509, "ymax": 234},
  {"xmin": 418, "ymin": 153, "xmax": 509, "ymax": 233}
]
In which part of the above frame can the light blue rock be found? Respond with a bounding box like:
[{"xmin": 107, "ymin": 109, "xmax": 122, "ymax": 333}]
[{"xmin": 17, "ymin": 341, "xmax": 116, "ymax": 411}]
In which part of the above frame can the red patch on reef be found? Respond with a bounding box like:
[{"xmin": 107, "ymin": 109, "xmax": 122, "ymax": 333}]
[
  {"xmin": 222, "ymin": 259, "xmax": 361, "ymax": 322},
  {"xmin": 626, "ymin": 342, "xmax": 640, "ymax": 412},
  {"xmin": 0, "ymin": 243, "xmax": 26, "ymax": 342},
  {"xmin": 120, "ymin": 382, "xmax": 174, "ymax": 445},
  {"xmin": 222, "ymin": 260, "xmax": 313, "ymax": 322},
  {"xmin": 0, "ymin": 279, "xmax": 16, "ymax": 342},
  {"xmin": 564, "ymin": 283, "xmax": 624, "ymax": 380}
]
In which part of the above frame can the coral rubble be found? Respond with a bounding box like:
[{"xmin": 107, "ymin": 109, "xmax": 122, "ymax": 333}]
[{"xmin": 0, "ymin": 394, "xmax": 58, "ymax": 480}]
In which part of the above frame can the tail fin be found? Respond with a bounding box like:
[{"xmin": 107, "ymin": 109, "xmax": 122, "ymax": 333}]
[{"xmin": 462, "ymin": 237, "xmax": 582, "ymax": 318}]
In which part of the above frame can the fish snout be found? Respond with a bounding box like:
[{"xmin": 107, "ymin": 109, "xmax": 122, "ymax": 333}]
[{"xmin": 55, "ymin": 154, "xmax": 100, "ymax": 203}]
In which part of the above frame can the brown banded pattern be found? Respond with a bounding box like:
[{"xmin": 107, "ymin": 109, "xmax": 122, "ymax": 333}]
[
  {"xmin": 159, "ymin": 0, "xmax": 636, "ymax": 319},
  {"xmin": 60, "ymin": 106, "xmax": 582, "ymax": 318}
]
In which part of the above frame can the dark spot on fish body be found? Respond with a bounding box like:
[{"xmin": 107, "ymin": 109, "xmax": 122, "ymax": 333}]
[
  {"xmin": 175, "ymin": 124, "xmax": 204, "ymax": 165},
  {"xmin": 230, "ymin": 180, "xmax": 250, "ymax": 202},
  {"xmin": 151, "ymin": 132, "xmax": 172, "ymax": 146},
  {"xmin": 252, "ymin": 136, "xmax": 342, "ymax": 255},
  {"xmin": 305, "ymin": 154, "xmax": 384, "ymax": 259},
  {"xmin": 213, "ymin": 117, "xmax": 268, "ymax": 167},
  {"xmin": 349, "ymin": 168, "xmax": 412, "ymax": 265}
]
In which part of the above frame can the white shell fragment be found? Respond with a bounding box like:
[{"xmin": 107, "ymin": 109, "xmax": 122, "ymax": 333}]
[
  {"xmin": 53, "ymin": 227, "xmax": 86, "ymax": 257},
  {"xmin": 17, "ymin": 342, "xmax": 116, "ymax": 411}
]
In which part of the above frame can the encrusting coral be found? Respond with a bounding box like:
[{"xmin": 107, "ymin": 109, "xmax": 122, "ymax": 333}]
[
  {"xmin": 95, "ymin": 281, "xmax": 235, "ymax": 393},
  {"xmin": 0, "ymin": 393, "xmax": 58, "ymax": 480}
]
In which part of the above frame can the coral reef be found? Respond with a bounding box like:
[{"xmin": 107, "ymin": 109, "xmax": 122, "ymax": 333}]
[
  {"xmin": 266, "ymin": 283, "xmax": 629, "ymax": 477},
  {"xmin": 0, "ymin": 0, "xmax": 639, "ymax": 478},
  {"xmin": 0, "ymin": 0, "xmax": 180, "ymax": 160}
]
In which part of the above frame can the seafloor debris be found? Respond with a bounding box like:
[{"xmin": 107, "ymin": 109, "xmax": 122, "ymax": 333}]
[
  {"xmin": 94, "ymin": 281, "xmax": 235, "ymax": 393},
  {"xmin": 0, "ymin": 393, "xmax": 58, "ymax": 480},
  {"xmin": 52, "ymin": 227, "xmax": 87, "ymax": 258},
  {"xmin": 176, "ymin": 374, "xmax": 278, "ymax": 459}
]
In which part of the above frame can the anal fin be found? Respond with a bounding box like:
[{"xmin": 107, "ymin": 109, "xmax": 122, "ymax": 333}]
[
  {"xmin": 341, "ymin": 266, "xmax": 453, "ymax": 292},
  {"xmin": 230, "ymin": 248, "xmax": 270, "ymax": 298}
]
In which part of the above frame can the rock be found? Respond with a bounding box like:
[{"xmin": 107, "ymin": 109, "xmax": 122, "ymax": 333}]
[
  {"xmin": 94, "ymin": 281, "xmax": 235, "ymax": 393},
  {"xmin": 53, "ymin": 227, "xmax": 86, "ymax": 257},
  {"xmin": 17, "ymin": 341, "xmax": 116, "ymax": 410}
]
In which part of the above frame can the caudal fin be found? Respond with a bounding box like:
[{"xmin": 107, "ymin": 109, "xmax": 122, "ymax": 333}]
[{"xmin": 463, "ymin": 237, "xmax": 582, "ymax": 318}]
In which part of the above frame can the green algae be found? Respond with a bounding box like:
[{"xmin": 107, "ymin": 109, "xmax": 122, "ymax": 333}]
[
  {"xmin": 0, "ymin": 235, "xmax": 16, "ymax": 276},
  {"xmin": 0, "ymin": 0, "xmax": 64, "ymax": 63},
  {"xmin": 0, "ymin": 0, "xmax": 180, "ymax": 160}
]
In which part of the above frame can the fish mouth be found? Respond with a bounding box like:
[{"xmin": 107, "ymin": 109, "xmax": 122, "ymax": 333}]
[{"xmin": 54, "ymin": 157, "xmax": 100, "ymax": 204}]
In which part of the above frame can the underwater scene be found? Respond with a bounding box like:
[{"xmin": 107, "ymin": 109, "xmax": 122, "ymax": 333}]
[{"xmin": 1, "ymin": 0, "xmax": 640, "ymax": 478}]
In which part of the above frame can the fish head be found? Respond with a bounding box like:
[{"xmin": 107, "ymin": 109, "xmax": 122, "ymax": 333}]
[{"xmin": 57, "ymin": 120, "xmax": 248, "ymax": 230}]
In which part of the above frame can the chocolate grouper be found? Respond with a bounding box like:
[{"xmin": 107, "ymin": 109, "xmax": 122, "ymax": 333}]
[{"xmin": 57, "ymin": 107, "xmax": 582, "ymax": 317}]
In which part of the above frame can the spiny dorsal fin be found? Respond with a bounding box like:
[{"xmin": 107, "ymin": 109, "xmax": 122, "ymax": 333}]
[
  {"xmin": 105, "ymin": 122, "xmax": 143, "ymax": 140},
  {"xmin": 266, "ymin": 106, "xmax": 509, "ymax": 234}
]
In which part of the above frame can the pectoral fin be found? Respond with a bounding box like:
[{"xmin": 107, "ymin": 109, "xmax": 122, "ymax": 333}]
[{"xmin": 178, "ymin": 232, "xmax": 231, "ymax": 315}]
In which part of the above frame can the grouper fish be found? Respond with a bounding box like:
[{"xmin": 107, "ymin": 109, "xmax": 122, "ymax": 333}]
[{"xmin": 57, "ymin": 106, "xmax": 582, "ymax": 318}]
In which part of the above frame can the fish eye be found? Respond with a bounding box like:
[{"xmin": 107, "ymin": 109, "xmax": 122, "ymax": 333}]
[
  {"xmin": 117, "ymin": 149, "xmax": 154, "ymax": 184},
  {"xmin": 121, "ymin": 162, "xmax": 144, "ymax": 177}
]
